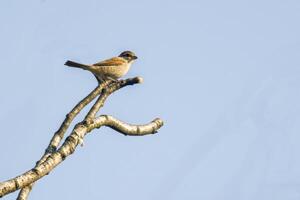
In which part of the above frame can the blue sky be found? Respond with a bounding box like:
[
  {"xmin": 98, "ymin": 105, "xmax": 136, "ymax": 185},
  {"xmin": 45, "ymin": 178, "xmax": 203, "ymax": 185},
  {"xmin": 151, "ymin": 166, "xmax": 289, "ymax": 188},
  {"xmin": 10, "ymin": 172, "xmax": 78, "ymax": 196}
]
[{"xmin": 1, "ymin": 0, "xmax": 300, "ymax": 199}]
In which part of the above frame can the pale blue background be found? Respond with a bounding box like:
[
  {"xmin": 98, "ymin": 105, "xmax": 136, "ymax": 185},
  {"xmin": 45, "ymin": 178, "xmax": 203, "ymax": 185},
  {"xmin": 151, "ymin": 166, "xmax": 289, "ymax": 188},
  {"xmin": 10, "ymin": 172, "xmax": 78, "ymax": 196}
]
[{"xmin": 1, "ymin": 0, "xmax": 300, "ymax": 199}]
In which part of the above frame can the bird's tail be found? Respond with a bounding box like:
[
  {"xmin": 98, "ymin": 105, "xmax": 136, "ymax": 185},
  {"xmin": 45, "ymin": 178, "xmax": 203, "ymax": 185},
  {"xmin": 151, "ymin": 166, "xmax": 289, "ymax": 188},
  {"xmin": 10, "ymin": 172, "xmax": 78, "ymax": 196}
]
[{"xmin": 64, "ymin": 60, "xmax": 91, "ymax": 70}]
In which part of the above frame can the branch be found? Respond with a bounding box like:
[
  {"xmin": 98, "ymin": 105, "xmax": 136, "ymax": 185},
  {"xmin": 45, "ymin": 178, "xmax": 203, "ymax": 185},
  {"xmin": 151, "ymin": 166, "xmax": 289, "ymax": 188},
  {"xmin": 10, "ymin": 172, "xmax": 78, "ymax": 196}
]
[
  {"xmin": 16, "ymin": 81, "xmax": 110, "ymax": 200},
  {"xmin": 0, "ymin": 76, "xmax": 163, "ymax": 198},
  {"xmin": 17, "ymin": 78, "xmax": 142, "ymax": 200},
  {"xmin": 47, "ymin": 80, "xmax": 111, "ymax": 151},
  {"xmin": 96, "ymin": 115, "xmax": 163, "ymax": 136},
  {"xmin": 17, "ymin": 78, "xmax": 141, "ymax": 199},
  {"xmin": 0, "ymin": 115, "xmax": 163, "ymax": 197}
]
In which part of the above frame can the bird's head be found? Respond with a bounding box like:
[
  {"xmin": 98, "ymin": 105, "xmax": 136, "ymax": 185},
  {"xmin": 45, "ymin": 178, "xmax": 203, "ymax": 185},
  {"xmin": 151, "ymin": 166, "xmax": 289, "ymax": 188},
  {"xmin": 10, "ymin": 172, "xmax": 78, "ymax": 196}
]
[{"xmin": 119, "ymin": 51, "xmax": 138, "ymax": 62}]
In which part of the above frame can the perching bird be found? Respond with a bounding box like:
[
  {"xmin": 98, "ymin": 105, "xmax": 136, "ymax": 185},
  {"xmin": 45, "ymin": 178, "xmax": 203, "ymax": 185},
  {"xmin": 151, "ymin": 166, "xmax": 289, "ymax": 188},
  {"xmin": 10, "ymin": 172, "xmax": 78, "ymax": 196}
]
[{"xmin": 65, "ymin": 51, "xmax": 138, "ymax": 83}]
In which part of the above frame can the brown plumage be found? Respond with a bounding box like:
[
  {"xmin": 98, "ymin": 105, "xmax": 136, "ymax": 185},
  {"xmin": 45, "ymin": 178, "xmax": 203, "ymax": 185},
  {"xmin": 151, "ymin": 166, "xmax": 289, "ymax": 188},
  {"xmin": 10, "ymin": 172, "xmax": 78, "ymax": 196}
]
[{"xmin": 65, "ymin": 51, "xmax": 137, "ymax": 82}]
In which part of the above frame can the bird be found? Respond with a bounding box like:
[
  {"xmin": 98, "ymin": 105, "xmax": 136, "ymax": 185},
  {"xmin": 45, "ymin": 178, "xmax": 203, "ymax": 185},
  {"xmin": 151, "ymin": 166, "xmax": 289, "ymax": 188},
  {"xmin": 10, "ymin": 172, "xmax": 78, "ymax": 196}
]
[{"xmin": 65, "ymin": 51, "xmax": 138, "ymax": 83}]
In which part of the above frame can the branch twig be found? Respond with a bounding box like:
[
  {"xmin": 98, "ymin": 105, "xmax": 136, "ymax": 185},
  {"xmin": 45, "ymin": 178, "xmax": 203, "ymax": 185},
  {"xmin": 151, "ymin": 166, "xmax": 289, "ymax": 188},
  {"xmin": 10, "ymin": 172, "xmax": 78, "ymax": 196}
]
[{"xmin": 97, "ymin": 115, "xmax": 163, "ymax": 136}]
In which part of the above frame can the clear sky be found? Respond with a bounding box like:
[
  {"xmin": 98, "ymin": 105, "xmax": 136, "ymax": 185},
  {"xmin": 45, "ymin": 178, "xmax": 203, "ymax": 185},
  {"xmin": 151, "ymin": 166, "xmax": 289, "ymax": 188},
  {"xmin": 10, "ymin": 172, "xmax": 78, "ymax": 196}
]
[{"xmin": 1, "ymin": 0, "xmax": 300, "ymax": 199}]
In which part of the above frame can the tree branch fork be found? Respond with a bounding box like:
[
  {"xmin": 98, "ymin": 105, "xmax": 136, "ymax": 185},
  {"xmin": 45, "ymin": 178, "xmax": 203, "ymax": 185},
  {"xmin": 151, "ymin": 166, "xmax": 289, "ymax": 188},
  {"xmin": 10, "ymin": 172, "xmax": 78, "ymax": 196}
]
[{"xmin": 0, "ymin": 77, "xmax": 163, "ymax": 199}]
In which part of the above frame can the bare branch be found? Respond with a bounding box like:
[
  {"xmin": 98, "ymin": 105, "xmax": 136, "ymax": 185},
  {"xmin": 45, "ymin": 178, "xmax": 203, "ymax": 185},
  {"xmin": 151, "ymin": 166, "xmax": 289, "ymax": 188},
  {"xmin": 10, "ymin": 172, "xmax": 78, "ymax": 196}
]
[
  {"xmin": 15, "ymin": 77, "xmax": 144, "ymax": 200},
  {"xmin": 94, "ymin": 115, "xmax": 164, "ymax": 136},
  {"xmin": 0, "ymin": 115, "xmax": 162, "ymax": 197},
  {"xmin": 0, "ymin": 76, "xmax": 163, "ymax": 199},
  {"xmin": 49, "ymin": 81, "xmax": 111, "ymax": 151},
  {"xmin": 16, "ymin": 81, "xmax": 110, "ymax": 200}
]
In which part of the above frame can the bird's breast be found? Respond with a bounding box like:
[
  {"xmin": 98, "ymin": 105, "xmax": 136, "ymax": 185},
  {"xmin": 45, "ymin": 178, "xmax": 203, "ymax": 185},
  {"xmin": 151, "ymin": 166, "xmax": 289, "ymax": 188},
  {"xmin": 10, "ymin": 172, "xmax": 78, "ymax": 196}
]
[{"xmin": 94, "ymin": 63, "xmax": 131, "ymax": 79}]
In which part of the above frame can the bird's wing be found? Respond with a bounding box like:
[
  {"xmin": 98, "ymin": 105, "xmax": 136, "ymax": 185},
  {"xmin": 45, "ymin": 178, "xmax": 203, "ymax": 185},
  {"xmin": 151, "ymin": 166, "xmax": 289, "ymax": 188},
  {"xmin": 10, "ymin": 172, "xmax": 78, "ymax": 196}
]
[{"xmin": 93, "ymin": 57, "xmax": 126, "ymax": 67}]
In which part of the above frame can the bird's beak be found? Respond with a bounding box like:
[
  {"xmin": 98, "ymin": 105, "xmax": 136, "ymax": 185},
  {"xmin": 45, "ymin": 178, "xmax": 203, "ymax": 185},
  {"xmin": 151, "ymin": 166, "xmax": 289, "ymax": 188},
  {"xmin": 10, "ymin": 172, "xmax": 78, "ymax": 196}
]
[{"xmin": 133, "ymin": 56, "xmax": 138, "ymax": 60}]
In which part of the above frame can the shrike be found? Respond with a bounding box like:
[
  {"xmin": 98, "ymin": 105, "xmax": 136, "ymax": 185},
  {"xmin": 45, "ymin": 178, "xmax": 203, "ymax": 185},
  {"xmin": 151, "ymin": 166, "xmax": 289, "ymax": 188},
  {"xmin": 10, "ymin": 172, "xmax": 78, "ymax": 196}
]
[{"xmin": 65, "ymin": 51, "xmax": 137, "ymax": 82}]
